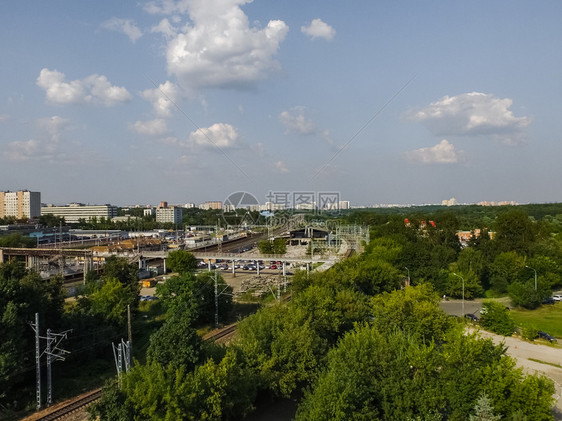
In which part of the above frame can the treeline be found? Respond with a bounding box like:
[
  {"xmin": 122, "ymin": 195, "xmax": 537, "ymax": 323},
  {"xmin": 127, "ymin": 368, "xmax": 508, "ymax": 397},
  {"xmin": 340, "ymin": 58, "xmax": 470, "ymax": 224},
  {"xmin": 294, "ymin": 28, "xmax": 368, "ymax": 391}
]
[
  {"xmin": 90, "ymin": 239, "xmax": 556, "ymax": 419},
  {"xmin": 343, "ymin": 208, "xmax": 562, "ymax": 308},
  {"xmin": 0, "ymin": 256, "xmax": 141, "ymax": 414}
]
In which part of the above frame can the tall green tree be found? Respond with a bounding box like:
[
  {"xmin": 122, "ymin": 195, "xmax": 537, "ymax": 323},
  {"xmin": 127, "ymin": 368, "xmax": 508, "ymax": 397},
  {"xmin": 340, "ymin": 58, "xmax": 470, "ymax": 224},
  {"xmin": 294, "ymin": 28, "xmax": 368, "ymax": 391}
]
[
  {"xmin": 494, "ymin": 209, "xmax": 536, "ymax": 255},
  {"xmin": 156, "ymin": 271, "xmax": 232, "ymax": 324},
  {"xmin": 146, "ymin": 309, "xmax": 202, "ymax": 370},
  {"xmin": 166, "ymin": 249, "xmax": 198, "ymax": 273},
  {"xmin": 488, "ymin": 251, "xmax": 526, "ymax": 293}
]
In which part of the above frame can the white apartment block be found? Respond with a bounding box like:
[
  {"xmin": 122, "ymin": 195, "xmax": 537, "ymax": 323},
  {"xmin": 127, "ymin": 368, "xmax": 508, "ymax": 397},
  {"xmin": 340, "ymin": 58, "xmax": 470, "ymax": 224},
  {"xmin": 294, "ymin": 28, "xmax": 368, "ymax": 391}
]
[
  {"xmin": 156, "ymin": 207, "xmax": 183, "ymax": 224},
  {"xmin": 0, "ymin": 190, "xmax": 41, "ymax": 219},
  {"xmin": 41, "ymin": 203, "xmax": 118, "ymax": 224}
]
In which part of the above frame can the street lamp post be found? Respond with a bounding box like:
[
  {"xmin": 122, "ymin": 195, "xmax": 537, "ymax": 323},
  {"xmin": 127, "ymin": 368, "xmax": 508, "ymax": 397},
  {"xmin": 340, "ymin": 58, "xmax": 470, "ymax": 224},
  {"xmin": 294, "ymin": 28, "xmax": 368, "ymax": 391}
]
[
  {"xmin": 525, "ymin": 265, "xmax": 537, "ymax": 291},
  {"xmin": 453, "ymin": 272, "xmax": 465, "ymax": 317},
  {"xmin": 404, "ymin": 266, "xmax": 410, "ymax": 286}
]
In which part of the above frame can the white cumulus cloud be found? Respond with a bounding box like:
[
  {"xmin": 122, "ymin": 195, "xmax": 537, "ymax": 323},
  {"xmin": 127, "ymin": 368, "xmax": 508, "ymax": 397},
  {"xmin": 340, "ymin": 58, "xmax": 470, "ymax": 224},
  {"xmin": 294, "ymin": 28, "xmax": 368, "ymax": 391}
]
[
  {"xmin": 187, "ymin": 123, "xmax": 240, "ymax": 149},
  {"xmin": 151, "ymin": 18, "xmax": 178, "ymax": 39},
  {"xmin": 130, "ymin": 119, "xmax": 169, "ymax": 136},
  {"xmin": 101, "ymin": 17, "xmax": 143, "ymax": 42},
  {"xmin": 279, "ymin": 106, "xmax": 317, "ymax": 135},
  {"xmin": 37, "ymin": 68, "xmax": 131, "ymax": 106},
  {"xmin": 406, "ymin": 139, "xmax": 462, "ymax": 164},
  {"xmin": 301, "ymin": 18, "xmax": 335, "ymax": 40},
  {"xmin": 141, "ymin": 80, "xmax": 180, "ymax": 117},
  {"xmin": 148, "ymin": 0, "xmax": 288, "ymax": 93},
  {"xmin": 37, "ymin": 115, "xmax": 69, "ymax": 142},
  {"xmin": 405, "ymin": 92, "xmax": 530, "ymax": 143},
  {"xmin": 3, "ymin": 139, "xmax": 44, "ymax": 161}
]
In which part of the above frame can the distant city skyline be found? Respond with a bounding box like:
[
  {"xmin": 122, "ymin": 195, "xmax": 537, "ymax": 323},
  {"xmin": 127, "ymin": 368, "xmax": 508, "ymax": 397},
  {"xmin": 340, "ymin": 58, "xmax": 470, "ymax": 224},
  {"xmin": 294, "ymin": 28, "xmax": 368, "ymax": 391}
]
[{"xmin": 1, "ymin": 1, "xmax": 561, "ymax": 206}]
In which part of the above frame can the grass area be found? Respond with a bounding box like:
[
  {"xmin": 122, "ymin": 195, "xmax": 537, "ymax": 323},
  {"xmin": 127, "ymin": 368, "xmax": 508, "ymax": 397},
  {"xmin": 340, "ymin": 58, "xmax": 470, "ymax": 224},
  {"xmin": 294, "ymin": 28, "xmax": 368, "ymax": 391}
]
[
  {"xmin": 528, "ymin": 358, "xmax": 562, "ymax": 369},
  {"xmin": 510, "ymin": 302, "xmax": 562, "ymax": 338}
]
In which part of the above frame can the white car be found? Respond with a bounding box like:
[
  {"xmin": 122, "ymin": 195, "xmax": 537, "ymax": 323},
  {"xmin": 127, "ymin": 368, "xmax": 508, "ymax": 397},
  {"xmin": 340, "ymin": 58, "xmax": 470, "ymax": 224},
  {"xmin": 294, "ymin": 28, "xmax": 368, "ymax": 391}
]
[{"xmin": 552, "ymin": 295, "xmax": 562, "ymax": 302}]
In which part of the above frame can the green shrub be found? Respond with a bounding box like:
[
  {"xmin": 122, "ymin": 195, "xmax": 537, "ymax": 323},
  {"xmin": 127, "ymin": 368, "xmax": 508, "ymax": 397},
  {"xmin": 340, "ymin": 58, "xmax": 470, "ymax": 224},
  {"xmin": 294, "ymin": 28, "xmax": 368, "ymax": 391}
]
[
  {"xmin": 480, "ymin": 301, "xmax": 515, "ymax": 336},
  {"xmin": 520, "ymin": 325, "xmax": 538, "ymax": 341}
]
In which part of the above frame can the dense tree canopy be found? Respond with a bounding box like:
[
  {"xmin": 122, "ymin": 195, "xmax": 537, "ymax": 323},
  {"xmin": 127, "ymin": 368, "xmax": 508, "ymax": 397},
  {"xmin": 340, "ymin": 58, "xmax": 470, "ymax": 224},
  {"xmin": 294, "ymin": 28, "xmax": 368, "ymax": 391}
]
[{"xmin": 166, "ymin": 249, "xmax": 198, "ymax": 274}]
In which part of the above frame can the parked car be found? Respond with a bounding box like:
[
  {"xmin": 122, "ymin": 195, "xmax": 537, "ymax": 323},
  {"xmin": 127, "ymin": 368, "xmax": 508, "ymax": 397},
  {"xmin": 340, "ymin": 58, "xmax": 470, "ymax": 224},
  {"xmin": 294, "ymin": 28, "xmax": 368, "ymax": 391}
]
[
  {"xmin": 542, "ymin": 297, "xmax": 555, "ymax": 305},
  {"xmin": 552, "ymin": 295, "xmax": 562, "ymax": 302},
  {"xmin": 464, "ymin": 313, "xmax": 479, "ymax": 322},
  {"xmin": 537, "ymin": 331, "xmax": 557, "ymax": 343}
]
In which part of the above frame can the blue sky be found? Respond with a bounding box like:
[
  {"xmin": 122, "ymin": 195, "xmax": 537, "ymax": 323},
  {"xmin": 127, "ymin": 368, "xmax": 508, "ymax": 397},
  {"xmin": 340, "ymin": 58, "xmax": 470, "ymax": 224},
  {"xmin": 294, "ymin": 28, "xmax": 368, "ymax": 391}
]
[{"xmin": 1, "ymin": 0, "xmax": 561, "ymax": 207}]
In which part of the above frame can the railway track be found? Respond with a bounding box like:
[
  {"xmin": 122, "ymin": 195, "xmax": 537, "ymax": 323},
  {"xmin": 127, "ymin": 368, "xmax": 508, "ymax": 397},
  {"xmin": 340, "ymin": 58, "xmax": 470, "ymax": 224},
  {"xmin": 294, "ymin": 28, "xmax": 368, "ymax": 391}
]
[
  {"xmin": 23, "ymin": 388, "xmax": 102, "ymax": 421},
  {"xmin": 202, "ymin": 323, "xmax": 238, "ymax": 342}
]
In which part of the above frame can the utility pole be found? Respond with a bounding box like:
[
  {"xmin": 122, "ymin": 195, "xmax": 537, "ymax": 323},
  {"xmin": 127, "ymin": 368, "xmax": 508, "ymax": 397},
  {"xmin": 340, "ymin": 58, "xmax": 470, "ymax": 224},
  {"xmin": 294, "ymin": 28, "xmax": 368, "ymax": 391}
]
[
  {"xmin": 29, "ymin": 314, "xmax": 71, "ymax": 409},
  {"xmin": 32, "ymin": 313, "xmax": 41, "ymax": 410},
  {"xmin": 127, "ymin": 305, "xmax": 132, "ymax": 345},
  {"xmin": 113, "ymin": 339, "xmax": 131, "ymax": 388},
  {"xmin": 46, "ymin": 329, "xmax": 52, "ymax": 405},
  {"xmin": 214, "ymin": 271, "xmax": 219, "ymax": 329},
  {"xmin": 45, "ymin": 329, "xmax": 71, "ymax": 406}
]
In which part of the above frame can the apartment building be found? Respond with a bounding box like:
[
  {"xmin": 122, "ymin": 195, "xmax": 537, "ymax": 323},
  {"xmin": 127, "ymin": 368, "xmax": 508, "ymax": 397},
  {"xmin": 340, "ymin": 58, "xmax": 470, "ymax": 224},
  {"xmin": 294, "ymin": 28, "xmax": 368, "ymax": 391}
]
[
  {"xmin": 41, "ymin": 203, "xmax": 118, "ymax": 224},
  {"xmin": 0, "ymin": 190, "xmax": 41, "ymax": 219}
]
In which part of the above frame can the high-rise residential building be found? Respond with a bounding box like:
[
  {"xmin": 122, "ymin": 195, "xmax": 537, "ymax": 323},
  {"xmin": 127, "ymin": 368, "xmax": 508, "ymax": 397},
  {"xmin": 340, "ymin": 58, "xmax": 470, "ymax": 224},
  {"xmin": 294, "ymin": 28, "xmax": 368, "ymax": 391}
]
[
  {"xmin": 0, "ymin": 190, "xmax": 41, "ymax": 219},
  {"xmin": 156, "ymin": 207, "xmax": 183, "ymax": 224},
  {"xmin": 199, "ymin": 201, "xmax": 222, "ymax": 210},
  {"xmin": 41, "ymin": 203, "xmax": 118, "ymax": 224}
]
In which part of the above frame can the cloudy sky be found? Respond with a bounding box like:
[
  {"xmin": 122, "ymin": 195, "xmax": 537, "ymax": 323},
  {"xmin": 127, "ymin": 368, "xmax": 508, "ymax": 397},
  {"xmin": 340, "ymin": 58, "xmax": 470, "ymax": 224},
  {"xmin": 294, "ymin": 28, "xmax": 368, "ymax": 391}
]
[{"xmin": 1, "ymin": 1, "xmax": 561, "ymax": 206}]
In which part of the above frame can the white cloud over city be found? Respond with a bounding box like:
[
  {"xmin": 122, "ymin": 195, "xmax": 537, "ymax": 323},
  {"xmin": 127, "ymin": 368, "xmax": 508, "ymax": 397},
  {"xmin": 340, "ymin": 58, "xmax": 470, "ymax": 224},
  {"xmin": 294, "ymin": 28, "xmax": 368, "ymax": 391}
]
[
  {"xmin": 101, "ymin": 17, "xmax": 143, "ymax": 42},
  {"xmin": 36, "ymin": 69, "xmax": 132, "ymax": 106},
  {"xmin": 147, "ymin": 0, "xmax": 289, "ymax": 93},
  {"xmin": 130, "ymin": 119, "xmax": 169, "ymax": 136},
  {"xmin": 301, "ymin": 18, "xmax": 335, "ymax": 40},
  {"xmin": 141, "ymin": 81, "xmax": 180, "ymax": 117},
  {"xmin": 187, "ymin": 123, "xmax": 240, "ymax": 149},
  {"xmin": 279, "ymin": 106, "xmax": 317, "ymax": 135},
  {"xmin": 405, "ymin": 92, "xmax": 530, "ymax": 143},
  {"xmin": 2, "ymin": 116, "xmax": 69, "ymax": 161},
  {"xmin": 405, "ymin": 139, "xmax": 462, "ymax": 164}
]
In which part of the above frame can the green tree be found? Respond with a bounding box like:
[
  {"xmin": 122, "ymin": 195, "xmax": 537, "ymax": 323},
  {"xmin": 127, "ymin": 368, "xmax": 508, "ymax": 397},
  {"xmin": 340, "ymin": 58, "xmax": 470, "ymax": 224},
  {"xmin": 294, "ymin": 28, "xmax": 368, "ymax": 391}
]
[
  {"xmin": 88, "ymin": 277, "xmax": 136, "ymax": 326},
  {"xmin": 272, "ymin": 238, "xmax": 287, "ymax": 254},
  {"xmin": 146, "ymin": 309, "xmax": 202, "ymax": 370},
  {"xmin": 257, "ymin": 240, "xmax": 273, "ymax": 254},
  {"xmin": 0, "ymin": 265, "xmax": 64, "ymax": 402},
  {"xmin": 92, "ymin": 350, "xmax": 257, "ymax": 421},
  {"xmin": 469, "ymin": 394, "xmax": 501, "ymax": 421},
  {"xmin": 445, "ymin": 267, "xmax": 483, "ymax": 299},
  {"xmin": 166, "ymin": 249, "xmax": 198, "ymax": 273},
  {"xmin": 508, "ymin": 280, "xmax": 551, "ymax": 309},
  {"xmin": 0, "ymin": 233, "xmax": 36, "ymax": 248},
  {"xmin": 236, "ymin": 303, "xmax": 328, "ymax": 397},
  {"xmin": 494, "ymin": 209, "xmax": 535, "ymax": 255},
  {"xmin": 156, "ymin": 271, "xmax": 232, "ymax": 324},
  {"xmin": 479, "ymin": 301, "xmax": 515, "ymax": 336},
  {"xmin": 488, "ymin": 251, "xmax": 526, "ymax": 294},
  {"xmin": 101, "ymin": 256, "xmax": 140, "ymax": 302},
  {"xmin": 370, "ymin": 284, "xmax": 452, "ymax": 341}
]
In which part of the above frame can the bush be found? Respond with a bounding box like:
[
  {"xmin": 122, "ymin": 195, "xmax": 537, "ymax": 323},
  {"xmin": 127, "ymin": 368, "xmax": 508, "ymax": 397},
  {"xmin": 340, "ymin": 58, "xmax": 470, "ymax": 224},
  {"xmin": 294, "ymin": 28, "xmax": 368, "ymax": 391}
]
[
  {"xmin": 520, "ymin": 325, "xmax": 538, "ymax": 341},
  {"xmin": 508, "ymin": 281, "xmax": 551, "ymax": 309},
  {"xmin": 480, "ymin": 301, "xmax": 515, "ymax": 336}
]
